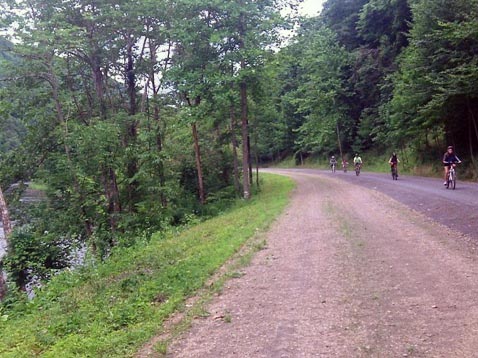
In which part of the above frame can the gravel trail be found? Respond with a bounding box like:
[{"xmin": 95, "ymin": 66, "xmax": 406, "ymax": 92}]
[
  {"xmin": 165, "ymin": 170, "xmax": 478, "ymax": 357},
  {"xmin": 274, "ymin": 168, "xmax": 478, "ymax": 240}
]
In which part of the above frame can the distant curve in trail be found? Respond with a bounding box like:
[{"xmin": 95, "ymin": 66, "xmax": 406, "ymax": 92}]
[{"xmin": 264, "ymin": 168, "xmax": 478, "ymax": 241}]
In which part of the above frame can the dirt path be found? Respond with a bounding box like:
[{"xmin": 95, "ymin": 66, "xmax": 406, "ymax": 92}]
[
  {"xmin": 272, "ymin": 168, "xmax": 478, "ymax": 240},
  {"xmin": 165, "ymin": 171, "xmax": 478, "ymax": 357}
]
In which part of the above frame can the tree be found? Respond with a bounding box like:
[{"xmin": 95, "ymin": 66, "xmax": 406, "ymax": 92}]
[
  {"xmin": 387, "ymin": 0, "xmax": 478, "ymax": 171},
  {"xmin": 0, "ymin": 184, "xmax": 11, "ymax": 300}
]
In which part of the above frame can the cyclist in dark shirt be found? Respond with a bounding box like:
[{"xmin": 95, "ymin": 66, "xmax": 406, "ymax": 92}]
[
  {"xmin": 442, "ymin": 146, "xmax": 461, "ymax": 185},
  {"xmin": 388, "ymin": 152, "xmax": 399, "ymax": 176}
]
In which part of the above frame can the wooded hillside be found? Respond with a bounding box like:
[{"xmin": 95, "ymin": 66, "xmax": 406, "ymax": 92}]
[{"xmin": 259, "ymin": 0, "xmax": 478, "ymax": 173}]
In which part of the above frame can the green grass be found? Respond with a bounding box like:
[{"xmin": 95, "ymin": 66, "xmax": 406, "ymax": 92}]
[
  {"xmin": 0, "ymin": 174, "xmax": 294, "ymax": 358},
  {"xmin": 27, "ymin": 181, "xmax": 48, "ymax": 191}
]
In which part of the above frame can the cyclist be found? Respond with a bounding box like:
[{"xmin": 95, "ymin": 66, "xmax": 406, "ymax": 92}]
[
  {"xmin": 388, "ymin": 152, "xmax": 400, "ymax": 177},
  {"xmin": 353, "ymin": 153, "xmax": 362, "ymax": 169},
  {"xmin": 442, "ymin": 146, "xmax": 461, "ymax": 185},
  {"xmin": 329, "ymin": 155, "xmax": 337, "ymax": 171},
  {"xmin": 342, "ymin": 158, "xmax": 349, "ymax": 172}
]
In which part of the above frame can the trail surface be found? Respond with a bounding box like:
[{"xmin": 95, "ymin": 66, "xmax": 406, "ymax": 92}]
[
  {"xmin": 166, "ymin": 169, "xmax": 478, "ymax": 357},
  {"xmin": 275, "ymin": 168, "xmax": 478, "ymax": 240}
]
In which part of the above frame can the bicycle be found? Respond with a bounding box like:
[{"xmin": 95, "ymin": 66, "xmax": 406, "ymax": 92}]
[
  {"xmin": 330, "ymin": 163, "xmax": 336, "ymax": 173},
  {"xmin": 445, "ymin": 163, "xmax": 459, "ymax": 190},
  {"xmin": 355, "ymin": 163, "xmax": 361, "ymax": 176},
  {"xmin": 391, "ymin": 163, "xmax": 398, "ymax": 180},
  {"xmin": 342, "ymin": 161, "xmax": 348, "ymax": 173}
]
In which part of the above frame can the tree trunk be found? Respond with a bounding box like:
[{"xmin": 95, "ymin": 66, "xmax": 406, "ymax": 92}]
[
  {"xmin": 0, "ymin": 187, "xmax": 12, "ymax": 238},
  {"xmin": 125, "ymin": 37, "xmax": 140, "ymax": 212},
  {"xmin": 240, "ymin": 80, "xmax": 251, "ymax": 200},
  {"xmin": 230, "ymin": 103, "xmax": 241, "ymax": 195},
  {"xmin": 49, "ymin": 60, "xmax": 96, "ymax": 240},
  {"xmin": 93, "ymin": 63, "xmax": 106, "ymax": 119},
  {"xmin": 146, "ymin": 38, "xmax": 168, "ymax": 208},
  {"xmin": 155, "ymin": 107, "xmax": 168, "ymax": 207},
  {"xmin": 336, "ymin": 122, "xmax": 344, "ymax": 163},
  {"xmin": 0, "ymin": 185, "xmax": 11, "ymax": 301},
  {"xmin": 126, "ymin": 37, "xmax": 137, "ymax": 117},
  {"xmin": 248, "ymin": 132, "xmax": 253, "ymax": 186},
  {"xmin": 467, "ymin": 97, "xmax": 478, "ymax": 144},
  {"xmin": 106, "ymin": 167, "xmax": 122, "ymax": 234},
  {"xmin": 466, "ymin": 97, "xmax": 478, "ymax": 174},
  {"xmin": 254, "ymin": 130, "xmax": 260, "ymax": 188},
  {"xmin": 468, "ymin": 117, "xmax": 476, "ymax": 168},
  {"xmin": 0, "ymin": 273, "xmax": 6, "ymax": 301},
  {"xmin": 86, "ymin": 36, "xmax": 107, "ymax": 119},
  {"xmin": 238, "ymin": 8, "xmax": 251, "ymax": 199},
  {"xmin": 192, "ymin": 122, "xmax": 206, "ymax": 205}
]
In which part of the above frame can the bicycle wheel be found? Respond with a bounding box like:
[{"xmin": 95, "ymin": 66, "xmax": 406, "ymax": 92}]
[
  {"xmin": 355, "ymin": 166, "xmax": 360, "ymax": 176},
  {"xmin": 452, "ymin": 171, "xmax": 456, "ymax": 190}
]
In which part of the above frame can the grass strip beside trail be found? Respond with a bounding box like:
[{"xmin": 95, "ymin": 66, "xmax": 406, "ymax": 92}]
[{"xmin": 0, "ymin": 174, "xmax": 294, "ymax": 358}]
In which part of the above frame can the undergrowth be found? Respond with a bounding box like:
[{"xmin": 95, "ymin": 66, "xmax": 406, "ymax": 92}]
[{"xmin": 0, "ymin": 174, "xmax": 294, "ymax": 358}]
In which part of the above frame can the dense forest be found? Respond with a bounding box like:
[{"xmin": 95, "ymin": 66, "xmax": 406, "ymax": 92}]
[
  {"xmin": 0, "ymin": 0, "xmax": 477, "ymax": 299},
  {"xmin": 258, "ymin": 0, "xmax": 478, "ymax": 171}
]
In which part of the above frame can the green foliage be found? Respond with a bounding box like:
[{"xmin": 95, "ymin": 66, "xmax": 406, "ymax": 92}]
[
  {"xmin": 0, "ymin": 174, "xmax": 294, "ymax": 357},
  {"xmin": 0, "ymin": 0, "xmax": 300, "ymax": 288},
  {"xmin": 294, "ymin": 26, "xmax": 352, "ymax": 154},
  {"xmin": 387, "ymin": 0, "xmax": 478, "ymax": 169},
  {"xmin": 255, "ymin": 0, "xmax": 477, "ymax": 177},
  {"xmin": 3, "ymin": 226, "xmax": 73, "ymax": 289},
  {"xmin": 321, "ymin": 0, "xmax": 369, "ymax": 50}
]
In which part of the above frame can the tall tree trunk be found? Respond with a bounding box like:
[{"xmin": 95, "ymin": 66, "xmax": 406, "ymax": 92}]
[
  {"xmin": 0, "ymin": 273, "xmax": 6, "ymax": 301},
  {"xmin": 468, "ymin": 117, "xmax": 476, "ymax": 168},
  {"xmin": 106, "ymin": 167, "xmax": 122, "ymax": 235},
  {"xmin": 192, "ymin": 122, "xmax": 206, "ymax": 205},
  {"xmin": 92, "ymin": 61, "xmax": 106, "ymax": 119},
  {"xmin": 254, "ymin": 129, "xmax": 260, "ymax": 188},
  {"xmin": 86, "ymin": 30, "xmax": 107, "ymax": 119},
  {"xmin": 238, "ymin": 8, "xmax": 250, "ymax": 199},
  {"xmin": 126, "ymin": 38, "xmax": 137, "ymax": 117},
  {"xmin": 240, "ymin": 80, "xmax": 250, "ymax": 200},
  {"xmin": 0, "ymin": 185, "xmax": 11, "ymax": 301},
  {"xmin": 144, "ymin": 38, "xmax": 169, "ymax": 208},
  {"xmin": 230, "ymin": 103, "xmax": 241, "ymax": 195},
  {"xmin": 466, "ymin": 97, "xmax": 478, "ymax": 173},
  {"xmin": 0, "ymin": 187, "xmax": 12, "ymax": 239},
  {"xmin": 336, "ymin": 122, "xmax": 344, "ymax": 163},
  {"xmin": 467, "ymin": 97, "xmax": 478, "ymax": 144},
  {"xmin": 48, "ymin": 61, "xmax": 96, "ymax": 240},
  {"xmin": 125, "ymin": 37, "xmax": 140, "ymax": 211},
  {"xmin": 248, "ymin": 132, "xmax": 253, "ymax": 186},
  {"xmin": 154, "ymin": 106, "xmax": 168, "ymax": 207}
]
